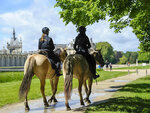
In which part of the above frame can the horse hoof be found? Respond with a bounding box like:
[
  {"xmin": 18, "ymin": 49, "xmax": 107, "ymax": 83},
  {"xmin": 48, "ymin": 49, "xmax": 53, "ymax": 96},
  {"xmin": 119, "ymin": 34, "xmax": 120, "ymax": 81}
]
[
  {"xmin": 84, "ymin": 98, "xmax": 88, "ymax": 102},
  {"xmin": 53, "ymin": 98, "xmax": 58, "ymax": 103},
  {"xmin": 66, "ymin": 107, "xmax": 71, "ymax": 111},
  {"xmin": 81, "ymin": 101, "xmax": 85, "ymax": 106},
  {"xmin": 25, "ymin": 106, "xmax": 30, "ymax": 111},
  {"xmin": 44, "ymin": 103, "xmax": 49, "ymax": 108},
  {"xmin": 87, "ymin": 100, "xmax": 91, "ymax": 104}
]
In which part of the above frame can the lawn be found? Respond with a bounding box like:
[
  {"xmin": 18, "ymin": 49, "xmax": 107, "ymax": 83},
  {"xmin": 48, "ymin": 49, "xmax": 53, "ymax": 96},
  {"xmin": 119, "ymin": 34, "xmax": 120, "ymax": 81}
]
[
  {"xmin": 0, "ymin": 66, "xmax": 24, "ymax": 69},
  {"xmin": 113, "ymin": 65, "xmax": 150, "ymax": 70},
  {"xmin": 85, "ymin": 75, "xmax": 150, "ymax": 113},
  {"xmin": 0, "ymin": 70, "xmax": 128, "ymax": 107}
]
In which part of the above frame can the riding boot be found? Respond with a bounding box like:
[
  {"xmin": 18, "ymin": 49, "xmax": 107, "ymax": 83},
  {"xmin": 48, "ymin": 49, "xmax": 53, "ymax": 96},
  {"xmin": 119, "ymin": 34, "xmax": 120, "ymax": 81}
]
[
  {"xmin": 92, "ymin": 66, "xmax": 100, "ymax": 79},
  {"xmin": 93, "ymin": 74, "xmax": 100, "ymax": 79},
  {"xmin": 55, "ymin": 62, "xmax": 62, "ymax": 77},
  {"xmin": 55, "ymin": 69, "xmax": 62, "ymax": 76}
]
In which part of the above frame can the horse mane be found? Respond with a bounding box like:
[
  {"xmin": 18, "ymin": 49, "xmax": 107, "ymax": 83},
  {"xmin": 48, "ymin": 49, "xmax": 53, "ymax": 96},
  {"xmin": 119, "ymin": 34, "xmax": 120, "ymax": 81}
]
[{"xmin": 90, "ymin": 50, "xmax": 96, "ymax": 55}]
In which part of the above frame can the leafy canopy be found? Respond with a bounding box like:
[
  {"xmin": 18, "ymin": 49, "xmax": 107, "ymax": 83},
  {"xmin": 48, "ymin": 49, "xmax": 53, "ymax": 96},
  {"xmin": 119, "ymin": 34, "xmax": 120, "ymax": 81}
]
[
  {"xmin": 96, "ymin": 42, "xmax": 115, "ymax": 63},
  {"xmin": 55, "ymin": 0, "xmax": 150, "ymax": 52},
  {"xmin": 119, "ymin": 55, "xmax": 127, "ymax": 64},
  {"xmin": 138, "ymin": 52, "xmax": 150, "ymax": 62}
]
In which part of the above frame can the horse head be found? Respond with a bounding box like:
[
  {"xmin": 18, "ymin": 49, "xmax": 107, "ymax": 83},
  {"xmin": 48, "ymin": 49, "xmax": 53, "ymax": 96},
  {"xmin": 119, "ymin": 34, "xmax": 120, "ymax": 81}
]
[
  {"xmin": 54, "ymin": 48, "xmax": 68, "ymax": 62},
  {"xmin": 90, "ymin": 50, "xmax": 105, "ymax": 67}
]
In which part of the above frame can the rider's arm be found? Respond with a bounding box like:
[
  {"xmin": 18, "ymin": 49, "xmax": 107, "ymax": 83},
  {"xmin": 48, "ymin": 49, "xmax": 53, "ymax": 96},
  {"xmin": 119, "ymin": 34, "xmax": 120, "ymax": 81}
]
[
  {"xmin": 86, "ymin": 36, "xmax": 91, "ymax": 49},
  {"xmin": 73, "ymin": 37, "xmax": 78, "ymax": 51},
  {"xmin": 49, "ymin": 38, "xmax": 55, "ymax": 51},
  {"xmin": 38, "ymin": 39, "xmax": 42, "ymax": 49}
]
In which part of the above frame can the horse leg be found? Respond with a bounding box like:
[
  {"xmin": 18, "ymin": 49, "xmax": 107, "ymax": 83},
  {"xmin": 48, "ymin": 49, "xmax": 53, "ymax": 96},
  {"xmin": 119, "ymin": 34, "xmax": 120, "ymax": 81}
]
[
  {"xmin": 53, "ymin": 77, "xmax": 59, "ymax": 103},
  {"xmin": 86, "ymin": 78, "xmax": 93, "ymax": 104},
  {"xmin": 83, "ymin": 81, "xmax": 88, "ymax": 102},
  {"xmin": 48, "ymin": 77, "xmax": 59, "ymax": 104},
  {"xmin": 65, "ymin": 97, "xmax": 71, "ymax": 111},
  {"xmin": 24, "ymin": 95, "xmax": 30, "ymax": 110},
  {"xmin": 48, "ymin": 79, "xmax": 54, "ymax": 104},
  {"xmin": 40, "ymin": 80, "xmax": 49, "ymax": 107},
  {"xmin": 78, "ymin": 80, "xmax": 84, "ymax": 106}
]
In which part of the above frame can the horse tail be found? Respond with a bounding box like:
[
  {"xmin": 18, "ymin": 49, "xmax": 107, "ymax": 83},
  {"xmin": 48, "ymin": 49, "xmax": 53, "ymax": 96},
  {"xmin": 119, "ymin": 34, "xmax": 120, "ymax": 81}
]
[
  {"xmin": 19, "ymin": 57, "xmax": 35, "ymax": 100},
  {"xmin": 64, "ymin": 56, "xmax": 73, "ymax": 100}
]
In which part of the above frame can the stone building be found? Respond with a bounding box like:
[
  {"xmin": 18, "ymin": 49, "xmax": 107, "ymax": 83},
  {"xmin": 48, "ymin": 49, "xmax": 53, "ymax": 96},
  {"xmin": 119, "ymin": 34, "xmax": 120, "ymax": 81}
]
[{"xmin": 0, "ymin": 29, "xmax": 34, "ymax": 67}]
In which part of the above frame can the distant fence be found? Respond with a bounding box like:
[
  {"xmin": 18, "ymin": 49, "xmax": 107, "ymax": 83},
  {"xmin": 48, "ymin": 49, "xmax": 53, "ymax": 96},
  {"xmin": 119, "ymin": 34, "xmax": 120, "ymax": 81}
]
[{"xmin": 0, "ymin": 67, "xmax": 24, "ymax": 72}]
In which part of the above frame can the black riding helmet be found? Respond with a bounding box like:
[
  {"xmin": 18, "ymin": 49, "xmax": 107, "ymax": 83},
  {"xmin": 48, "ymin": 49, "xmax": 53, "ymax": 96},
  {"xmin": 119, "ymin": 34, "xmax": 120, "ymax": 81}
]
[
  {"xmin": 79, "ymin": 26, "xmax": 86, "ymax": 33},
  {"xmin": 42, "ymin": 27, "xmax": 50, "ymax": 34}
]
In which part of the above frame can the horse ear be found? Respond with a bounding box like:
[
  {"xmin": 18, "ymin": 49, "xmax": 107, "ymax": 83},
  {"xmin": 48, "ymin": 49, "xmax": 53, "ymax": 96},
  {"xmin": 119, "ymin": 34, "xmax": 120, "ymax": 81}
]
[
  {"xmin": 98, "ymin": 49, "xmax": 101, "ymax": 54},
  {"xmin": 64, "ymin": 48, "xmax": 67, "ymax": 51}
]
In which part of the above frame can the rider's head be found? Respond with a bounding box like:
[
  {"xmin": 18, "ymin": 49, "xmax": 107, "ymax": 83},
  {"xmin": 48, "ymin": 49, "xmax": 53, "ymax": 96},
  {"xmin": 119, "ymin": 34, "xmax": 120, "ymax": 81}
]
[
  {"xmin": 42, "ymin": 27, "xmax": 50, "ymax": 35},
  {"xmin": 79, "ymin": 26, "xmax": 86, "ymax": 33}
]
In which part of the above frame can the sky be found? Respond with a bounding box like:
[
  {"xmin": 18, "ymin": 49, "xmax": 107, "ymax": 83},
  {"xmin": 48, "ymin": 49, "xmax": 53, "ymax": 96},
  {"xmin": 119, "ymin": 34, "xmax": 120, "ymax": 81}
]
[{"xmin": 0, "ymin": 0, "xmax": 140, "ymax": 52}]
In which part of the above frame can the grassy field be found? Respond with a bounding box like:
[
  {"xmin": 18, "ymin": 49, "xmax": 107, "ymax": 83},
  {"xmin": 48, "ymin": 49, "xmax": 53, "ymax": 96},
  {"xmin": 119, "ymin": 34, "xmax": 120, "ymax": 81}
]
[
  {"xmin": 0, "ymin": 72, "xmax": 37, "ymax": 83},
  {"xmin": 0, "ymin": 66, "xmax": 24, "ymax": 68},
  {"xmin": 85, "ymin": 75, "xmax": 150, "ymax": 113},
  {"xmin": 0, "ymin": 70, "xmax": 128, "ymax": 107},
  {"xmin": 113, "ymin": 65, "xmax": 150, "ymax": 70}
]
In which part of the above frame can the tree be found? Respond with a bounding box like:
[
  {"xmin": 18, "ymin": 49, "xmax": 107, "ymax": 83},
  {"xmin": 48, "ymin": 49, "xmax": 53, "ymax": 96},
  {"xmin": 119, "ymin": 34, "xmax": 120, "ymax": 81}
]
[
  {"xmin": 119, "ymin": 56, "xmax": 127, "ymax": 64},
  {"xmin": 138, "ymin": 52, "xmax": 150, "ymax": 62},
  {"xmin": 55, "ymin": 0, "xmax": 150, "ymax": 52},
  {"xmin": 96, "ymin": 42, "xmax": 115, "ymax": 63},
  {"xmin": 114, "ymin": 51, "xmax": 123, "ymax": 63},
  {"xmin": 124, "ymin": 51, "xmax": 138, "ymax": 63}
]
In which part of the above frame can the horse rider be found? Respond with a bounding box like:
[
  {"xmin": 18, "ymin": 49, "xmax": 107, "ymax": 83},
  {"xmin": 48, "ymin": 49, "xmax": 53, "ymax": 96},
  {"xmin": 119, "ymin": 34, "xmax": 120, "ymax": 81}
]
[
  {"xmin": 73, "ymin": 26, "xmax": 100, "ymax": 79},
  {"xmin": 38, "ymin": 27, "xmax": 62, "ymax": 76}
]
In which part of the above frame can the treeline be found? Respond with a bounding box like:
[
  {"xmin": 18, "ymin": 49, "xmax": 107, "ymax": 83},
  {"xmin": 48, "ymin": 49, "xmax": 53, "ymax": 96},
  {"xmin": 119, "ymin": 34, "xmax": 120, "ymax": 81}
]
[{"xmin": 96, "ymin": 42, "xmax": 150, "ymax": 64}]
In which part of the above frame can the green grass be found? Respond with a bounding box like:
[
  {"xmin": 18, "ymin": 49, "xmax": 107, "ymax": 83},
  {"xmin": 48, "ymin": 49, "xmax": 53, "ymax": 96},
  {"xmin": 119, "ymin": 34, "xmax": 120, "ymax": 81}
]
[
  {"xmin": 96, "ymin": 69, "xmax": 128, "ymax": 82},
  {"xmin": 0, "ymin": 70, "xmax": 128, "ymax": 107},
  {"xmin": 0, "ymin": 72, "xmax": 37, "ymax": 83},
  {"xmin": 114, "ymin": 65, "xmax": 150, "ymax": 70},
  {"xmin": 85, "ymin": 75, "xmax": 150, "ymax": 113},
  {"xmin": 0, "ymin": 66, "xmax": 24, "ymax": 68}
]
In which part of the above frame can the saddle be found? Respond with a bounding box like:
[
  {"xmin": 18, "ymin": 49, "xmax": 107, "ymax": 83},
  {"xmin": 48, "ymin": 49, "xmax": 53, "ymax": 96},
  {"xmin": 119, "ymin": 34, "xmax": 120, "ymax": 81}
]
[
  {"xmin": 38, "ymin": 50, "xmax": 48, "ymax": 57},
  {"xmin": 76, "ymin": 50, "xmax": 95, "ymax": 73},
  {"xmin": 38, "ymin": 50, "xmax": 56, "ymax": 69}
]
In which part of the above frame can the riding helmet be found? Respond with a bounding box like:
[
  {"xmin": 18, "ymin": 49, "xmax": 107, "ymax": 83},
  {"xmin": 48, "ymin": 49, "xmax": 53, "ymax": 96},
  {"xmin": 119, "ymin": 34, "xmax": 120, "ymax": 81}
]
[
  {"xmin": 79, "ymin": 26, "xmax": 86, "ymax": 33},
  {"xmin": 42, "ymin": 27, "xmax": 50, "ymax": 34}
]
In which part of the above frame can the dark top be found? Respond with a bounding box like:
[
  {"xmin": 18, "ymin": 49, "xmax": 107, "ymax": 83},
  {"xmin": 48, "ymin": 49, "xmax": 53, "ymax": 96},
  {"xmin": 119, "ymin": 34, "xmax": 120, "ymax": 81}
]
[
  {"xmin": 74, "ymin": 33, "xmax": 91, "ymax": 52},
  {"xmin": 38, "ymin": 35, "xmax": 55, "ymax": 52}
]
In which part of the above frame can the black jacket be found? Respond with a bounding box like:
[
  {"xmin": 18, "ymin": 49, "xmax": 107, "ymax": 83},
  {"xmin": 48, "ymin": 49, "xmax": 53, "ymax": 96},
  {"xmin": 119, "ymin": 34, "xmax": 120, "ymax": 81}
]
[
  {"xmin": 38, "ymin": 35, "xmax": 55, "ymax": 52},
  {"xmin": 74, "ymin": 33, "xmax": 91, "ymax": 52}
]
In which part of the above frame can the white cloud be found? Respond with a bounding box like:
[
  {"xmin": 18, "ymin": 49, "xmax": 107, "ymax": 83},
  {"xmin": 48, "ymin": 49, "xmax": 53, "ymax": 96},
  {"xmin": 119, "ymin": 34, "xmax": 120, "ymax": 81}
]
[
  {"xmin": 0, "ymin": 0, "xmax": 140, "ymax": 52},
  {"xmin": 87, "ymin": 22, "xmax": 140, "ymax": 52}
]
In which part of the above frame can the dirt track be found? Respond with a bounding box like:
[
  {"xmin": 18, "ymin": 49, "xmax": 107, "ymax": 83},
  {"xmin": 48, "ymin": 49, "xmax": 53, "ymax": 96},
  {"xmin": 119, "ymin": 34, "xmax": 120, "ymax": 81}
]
[{"xmin": 0, "ymin": 69, "xmax": 149, "ymax": 113}]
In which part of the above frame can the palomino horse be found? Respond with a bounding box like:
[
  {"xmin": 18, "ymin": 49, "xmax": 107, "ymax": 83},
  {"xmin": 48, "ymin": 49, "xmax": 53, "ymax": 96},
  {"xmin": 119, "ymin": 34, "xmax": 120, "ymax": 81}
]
[
  {"xmin": 19, "ymin": 48, "xmax": 67, "ymax": 110},
  {"xmin": 63, "ymin": 50, "xmax": 104, "ymax": 110}
]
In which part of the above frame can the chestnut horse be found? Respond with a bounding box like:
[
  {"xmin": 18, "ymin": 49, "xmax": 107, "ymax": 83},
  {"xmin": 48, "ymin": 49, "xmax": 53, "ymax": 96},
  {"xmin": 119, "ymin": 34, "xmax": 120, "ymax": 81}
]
[
  {"xmin": 19, "ymin": 48, "xmax": 67, "ymax": 110},
  {"xmin": 63, "ymin": 50, "xmax": 104, "ymax": 110}
]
